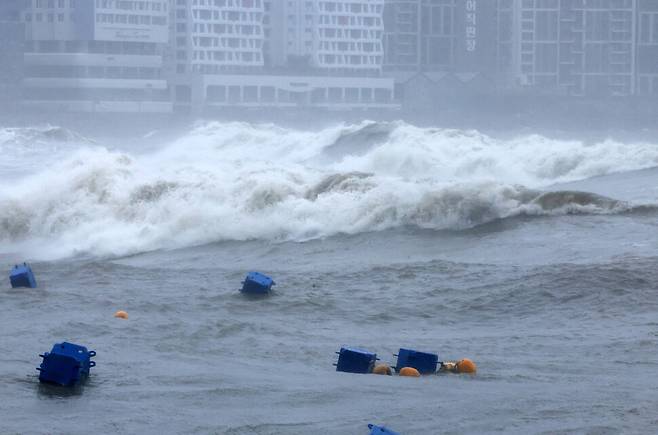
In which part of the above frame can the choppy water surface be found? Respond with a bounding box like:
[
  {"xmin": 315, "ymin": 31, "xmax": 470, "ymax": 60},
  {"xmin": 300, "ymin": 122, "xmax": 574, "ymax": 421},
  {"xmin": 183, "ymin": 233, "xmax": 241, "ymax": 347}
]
[{"xmin": 1, "ymin": 122, "xmax": 657, "ymax": 434}]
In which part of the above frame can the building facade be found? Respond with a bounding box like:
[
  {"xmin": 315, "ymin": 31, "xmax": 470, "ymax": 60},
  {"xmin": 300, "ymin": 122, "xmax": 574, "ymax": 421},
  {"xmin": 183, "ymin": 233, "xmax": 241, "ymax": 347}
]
[
  {"xmin": 171, "ymin": 0, "xmax": 265, "ymax": 76},
  {"xmin": 314, "ymin": 0, "xmax": 384, "ymax": 75},
  {"xmin": 22, "ymin": 0, "xmax": 171, "ymax": 113},
  {"xmin": 8, "ymin": 0, "xmax": 657, "ymax": 114},
  {"xmin": 382, "ymin": 0, "xmax": 510, "ymax": 106},
  {"xmin": 266, "ymin": 0, "xmax": 384, "ymax": 75},
  {"xmin": 382, "ymin": 0, "xmax": 422, "ymax": 72},
  {"xmin": 382, "ymin": 0, "xmax": 654, "ymax": 98},
  {"xmin": 171, "ymin": 0, "xmax": 395, "ymax": 112},
  {"xmin": 513, "ymin": 0, "xmax": 636, "ymax": 96},
  {"xmin": 383, "ymin": 0, "xmax": 509, "ymax": 74}
]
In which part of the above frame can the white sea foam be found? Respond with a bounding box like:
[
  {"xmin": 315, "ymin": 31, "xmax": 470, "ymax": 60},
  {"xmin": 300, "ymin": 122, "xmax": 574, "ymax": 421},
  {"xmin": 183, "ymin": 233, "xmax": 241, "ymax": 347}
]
[
  {"xmin": 1, "ymin": 121, "xmax": 657, "ymax": 259},
  {"xmin": 0, "ymin": 126, "xmax": 93, "ymax": 178}
]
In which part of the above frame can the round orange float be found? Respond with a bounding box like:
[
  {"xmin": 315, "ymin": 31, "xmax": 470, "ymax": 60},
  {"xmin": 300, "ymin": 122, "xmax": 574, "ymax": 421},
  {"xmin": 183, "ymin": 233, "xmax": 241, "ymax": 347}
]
[
  {"xmin": 114, "ymin": 310, "xmax": 129, "ymax": 319},
  {"xmin": 372, "ymin": 364, "xmax": 393, "ymax": 376},
  {"xmin": 456, "ymin": 358, "xmax": 477, "ymax": 374},
  {"xmin": 398, "ymin": 367, "xmax": 420, "ymax": 377}
]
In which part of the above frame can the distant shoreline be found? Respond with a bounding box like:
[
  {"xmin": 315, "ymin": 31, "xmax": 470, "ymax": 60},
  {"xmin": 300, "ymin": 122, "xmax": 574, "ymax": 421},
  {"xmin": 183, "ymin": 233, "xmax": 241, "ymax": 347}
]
[{"xmin": 2, "ymin": 96, "xmax": 658, "ymax": 142}]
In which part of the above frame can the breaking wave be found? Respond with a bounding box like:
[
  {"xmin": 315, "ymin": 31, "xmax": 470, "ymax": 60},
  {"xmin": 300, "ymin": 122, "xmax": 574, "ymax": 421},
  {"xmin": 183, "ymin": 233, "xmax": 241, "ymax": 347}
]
[
  {"xmin": 1, "ymin": 120, "xmax": 657, "ymax": 259},
  {"xmin": 0, "ymin": 126, "xmax": 93, "ymax": 178},
  {"xmin": 0, "ymin": 125, "xmax": 91, "ymax": 147}
]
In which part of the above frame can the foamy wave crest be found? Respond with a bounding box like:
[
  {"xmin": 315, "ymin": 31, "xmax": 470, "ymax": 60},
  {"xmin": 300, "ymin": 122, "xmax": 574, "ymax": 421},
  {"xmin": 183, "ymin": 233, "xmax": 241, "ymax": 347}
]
[
  {"xmin": 0, "ymin": 126, "xmax": 93, "ymax": 179},
  {"xmin": 0, "ymin": 121, "xmax": 656, "ymax": 259},
  {"xmin": 0, "ymin": 125, "xmax": 91, "ymax": 147}
]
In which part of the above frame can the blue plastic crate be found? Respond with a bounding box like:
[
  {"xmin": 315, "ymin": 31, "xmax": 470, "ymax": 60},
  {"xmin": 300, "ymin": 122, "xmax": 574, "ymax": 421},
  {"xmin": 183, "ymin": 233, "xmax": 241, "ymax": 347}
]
[
  {"xmin": 394, "ymin": 348, "xmax": 438, "ymax": 375},
  {"xmin": 241, "ymin": 271, "xmax": 275, "ymax": 294},
  {"xmin": 9, "ymin": 263, "xmax": 37, "ymax": 288},
  {"xmin": 37, "ymin": 342, "xmax": 96, "ymax": 386},
  {"xmin": 335, "ymin": 347, "xmax": 377, "ymax": 374},
  {"xmin": 368, "ymin": 424, "xmax": 401, "ymax": 435}
]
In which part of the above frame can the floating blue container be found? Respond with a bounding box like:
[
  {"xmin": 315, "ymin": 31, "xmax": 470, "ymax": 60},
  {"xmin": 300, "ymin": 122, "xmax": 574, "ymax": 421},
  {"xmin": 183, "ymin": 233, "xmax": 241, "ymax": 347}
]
[
  {"xmin": 9, "ymin": 263, "xmax": 37, "ymax": 288},
  {"xmin": 368, "ymin": 424, "xmax": 401, "ymax": 435},
  {"xmin": 394, "ymin": 348, "xmax": 439, "ymax": 375},
  {"xmin": 37, "ymin": 342, "xmax": 96, "ymax": 386},
  {"xmin": 241, "ymin": 271, "xmax": 275, "ymax": 294},
  {"xmin": 335, "ymin": 347, "xmax": 377, "ymax": 374}
]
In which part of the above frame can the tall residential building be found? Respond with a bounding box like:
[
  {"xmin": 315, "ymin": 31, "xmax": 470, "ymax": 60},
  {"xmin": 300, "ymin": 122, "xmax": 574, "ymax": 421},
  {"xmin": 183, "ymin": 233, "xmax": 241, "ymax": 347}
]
[
  {"xmin": 418, "ymin": 0, "xmax": 458, "ymax": 71},
  {"xmin": 0, "ymin": 0, "xmax": 25, "ymax": 104},
  {"xmin": 382, "ymin": 0, "xmax": 422, "ymax": 72},
  {"xmin": 22, "ymin": 0, "xmax": 171, "ymax": 113},
  {"xmin": 266, "ymin": 0, "xmax": 384, "ymax": 76},
  {"xmin": 514, "ymin": 0, "xmax": 636, "ymax": 96},
  {"xmin": 171, "ymin": 0, "xmax": 265, "ymax": 75},
  {"xmin": 383, "ymin": 1, "xmax": 510, "ymax": 75},
  {"xmin": 263, "ymin": 0, "xmax": 314, "ymax": 70},
  {"xmin": 172, "ymin": 0, "xmax": 395, "ymax": 112},
  {"xmin": 637, "ymin": 0, "xmax": 658, "ymax": 95},
  {"xmin": 382, "ymin": 0, "xmax": 510, "ymax": 107},
  {"xmin": 495, "ymin": 0, "xmax": 515, "ymax": 88}
]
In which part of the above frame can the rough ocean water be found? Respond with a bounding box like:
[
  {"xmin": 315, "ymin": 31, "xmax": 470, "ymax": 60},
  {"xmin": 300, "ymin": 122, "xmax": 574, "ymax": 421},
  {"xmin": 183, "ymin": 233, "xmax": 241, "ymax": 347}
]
[{"xmin": 0, "ymin": 121, "xmax": 657, "ymax": 434}]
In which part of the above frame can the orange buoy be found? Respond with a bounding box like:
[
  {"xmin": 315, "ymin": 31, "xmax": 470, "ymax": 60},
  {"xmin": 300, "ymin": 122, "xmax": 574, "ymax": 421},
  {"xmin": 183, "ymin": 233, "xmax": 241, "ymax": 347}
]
[
  {"xmin": 372, "ymin": 364, "xmax": 393, "ymax": 376},
  {"xmin": 456, "ymin": 358, "xmax": 477, "ymax": 374},
  {"xmin": 398, "ymin": 367, "xmax": 420, "ymax": 377},
  {"xmin": 114, "ymin": 310, "xmax": 128, "ymax": 319}
]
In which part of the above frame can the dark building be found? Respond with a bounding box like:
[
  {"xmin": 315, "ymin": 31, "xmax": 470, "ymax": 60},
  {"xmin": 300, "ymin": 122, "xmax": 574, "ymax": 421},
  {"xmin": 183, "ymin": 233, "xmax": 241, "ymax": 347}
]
[
  {"xmin": 0, "ymin": 0, "xmax": 25, "ymax": 105},
  {"xmin": 383, "ymin": 0, "xmax": 512, "ymax": 109},
  {"xmin": 383, "ymin": 0, "xmax": 422, "ymax": 72},
  {"xmin": 384, "ymin": 0, "xmax": 512, "ymax": 76}
]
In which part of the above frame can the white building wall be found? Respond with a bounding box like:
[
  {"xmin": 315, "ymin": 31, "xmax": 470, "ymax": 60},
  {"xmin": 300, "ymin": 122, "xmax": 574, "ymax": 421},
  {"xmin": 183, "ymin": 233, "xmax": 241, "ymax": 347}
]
[
  {"xmin": 22, "ymin": 0, "xmax": 171, "ymax": 113},
  {"xmin": 94, "ymin": 0, "xmax": 169, "ymax": 42},
  {"xmin": 172, "ymin": 0, "xmax": 264, "ymax": 74},
  {"xmin": 267, "ymin": 0, "xmax": 384, "ymax": 74},
  {"xmin": 316, "ymin": 0, "xmax": 384, "ymax": 73},
  {"xmin": 200, "ymin": 73, "xmax": 396, "ymax": 109}
]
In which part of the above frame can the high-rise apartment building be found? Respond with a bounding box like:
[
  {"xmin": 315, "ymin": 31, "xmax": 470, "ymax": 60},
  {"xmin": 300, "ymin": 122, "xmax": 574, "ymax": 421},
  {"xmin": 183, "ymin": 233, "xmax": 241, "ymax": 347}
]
[
  {"xmin": 266, "ymin": 0, "xmax": 384, "ymax": 75},
  {"xmin": 0, "ymin": 0, "xmax": 25, "ymax": 104},
  {"xmin": 514, "ymin": 0, "xmax": 635, "ymax": 96},
  {"xmin": 263, "ymin": 0, "xmax": 314, "ymax": 70},
  {"xmin": 382, "ymin": 0, "xmax": 510, "ymax": 107},
  {"xmin": 315, "ymin": 0, "xmax": 384, "ymax": 74},
  {"xmin": 495, "ymin": 0, "xmax": 515, "ymax": 88},
  {"xmin": 171, "ymin": 0, "xmax": 265, "ymax": 75},
  {"xmin": 22, "ymin": 0, "xmax": 171, "ymax": 113},
  {"xmin": 418, "ymin": 0, "xmax": 458, "ymax": 71},
  {"xmin": 172, "ymin": 0, "xmax": 395, "ymax": 112},
  {"xmin": 382, "ymin": 0, "xmax": 650, "ymax": 98},
  {"xmin": 383, "ymin": 0, "xmax": 509, "ymax": 75},
  {"xmin": 382, "ymin": 0, "xmax": 422, "ymax": 72}
]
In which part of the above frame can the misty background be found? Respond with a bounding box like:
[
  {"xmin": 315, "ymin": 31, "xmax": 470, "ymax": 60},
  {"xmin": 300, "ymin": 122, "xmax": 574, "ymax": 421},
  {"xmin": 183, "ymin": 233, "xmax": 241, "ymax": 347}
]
[{"xmin": 0, "ymin": 0, "xmax": 657, "ymax": 136}]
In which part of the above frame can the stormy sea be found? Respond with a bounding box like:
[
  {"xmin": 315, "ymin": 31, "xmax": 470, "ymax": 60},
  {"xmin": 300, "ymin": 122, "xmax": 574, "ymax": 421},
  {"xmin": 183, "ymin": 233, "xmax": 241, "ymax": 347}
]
[{"xmin": 1, "ymin": 121, "xmax": 657, "ymax": 434}]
